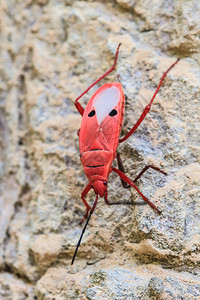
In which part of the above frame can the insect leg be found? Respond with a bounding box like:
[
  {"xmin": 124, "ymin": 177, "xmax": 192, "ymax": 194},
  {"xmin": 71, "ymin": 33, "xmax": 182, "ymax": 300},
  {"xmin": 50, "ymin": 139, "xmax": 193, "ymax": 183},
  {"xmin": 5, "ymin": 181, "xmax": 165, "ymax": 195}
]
[
  {"xmin": 74, "ymin": 43, "xmax": 122, "ymax": 116},
  {"xmin": 116, "ymin": 152, "xmax": 130, "ymax": 188},
  {"xmin": 112, "ymin": 167, "xmax": 161, "ymax": 213},
  {"xmin": 71, "ymin": 194, "xmax": 98, "ymax": 265},
  {"xmin": 79, "ymin": 182, "xmax": 92, "ymax": 225},
  {"xmin": 119, "ymin": 58, "xmax": 180, "ymax": 143},
  {"xmin": 133, "ymin": 165, "xmax": 167, "ymax": 183}
]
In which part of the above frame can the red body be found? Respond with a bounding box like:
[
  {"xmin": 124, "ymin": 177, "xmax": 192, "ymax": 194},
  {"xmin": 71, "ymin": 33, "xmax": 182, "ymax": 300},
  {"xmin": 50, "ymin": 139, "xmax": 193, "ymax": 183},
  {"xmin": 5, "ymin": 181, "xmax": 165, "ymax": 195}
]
[
  {"xmin": 79, "ymin": 82, "xmax": 125, "ymax": 196},
  {"xmin": 71, "ymin": 43, "xmax": 179, "ymax": 265}
]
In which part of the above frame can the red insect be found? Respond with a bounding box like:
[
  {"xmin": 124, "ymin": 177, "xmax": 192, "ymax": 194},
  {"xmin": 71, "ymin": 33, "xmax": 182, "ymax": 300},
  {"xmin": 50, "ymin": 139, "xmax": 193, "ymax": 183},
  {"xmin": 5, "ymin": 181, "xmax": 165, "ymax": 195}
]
[{"xmin": 72, "ymin": 43, "xmax": 179, "ymax": 264}]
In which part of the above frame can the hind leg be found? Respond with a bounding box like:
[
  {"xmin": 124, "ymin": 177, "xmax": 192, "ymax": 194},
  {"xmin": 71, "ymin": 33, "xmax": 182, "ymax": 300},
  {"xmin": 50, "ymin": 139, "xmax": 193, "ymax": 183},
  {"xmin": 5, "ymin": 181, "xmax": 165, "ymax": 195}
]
[{"xmin": 75, "ymin": 43, "xmax": 122, "ymax": 116}]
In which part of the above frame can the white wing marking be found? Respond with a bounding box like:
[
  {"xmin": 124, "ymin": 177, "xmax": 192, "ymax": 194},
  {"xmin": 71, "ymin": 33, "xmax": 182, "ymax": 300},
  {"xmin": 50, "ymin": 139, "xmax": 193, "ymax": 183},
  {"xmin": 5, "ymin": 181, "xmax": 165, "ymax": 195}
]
[{"xmin": 93, "ymin": 86, "xmax": 120, "ymax": 125}]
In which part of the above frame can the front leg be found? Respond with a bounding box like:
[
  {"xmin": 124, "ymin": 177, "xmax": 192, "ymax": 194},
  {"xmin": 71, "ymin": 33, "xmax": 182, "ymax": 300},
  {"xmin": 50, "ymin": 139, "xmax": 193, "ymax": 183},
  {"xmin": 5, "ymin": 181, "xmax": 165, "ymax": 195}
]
[{"xmin": 79, "ymin": 182, "xmax": 92, "ymax": 225}]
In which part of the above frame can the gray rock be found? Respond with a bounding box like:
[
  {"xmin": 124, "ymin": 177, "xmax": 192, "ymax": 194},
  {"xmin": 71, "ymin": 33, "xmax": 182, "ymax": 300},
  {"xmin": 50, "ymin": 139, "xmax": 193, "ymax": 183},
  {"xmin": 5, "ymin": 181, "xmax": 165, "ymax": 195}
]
[{"xmin": 0, "ymin": 0, "xmax": 199, "ymax": 299}]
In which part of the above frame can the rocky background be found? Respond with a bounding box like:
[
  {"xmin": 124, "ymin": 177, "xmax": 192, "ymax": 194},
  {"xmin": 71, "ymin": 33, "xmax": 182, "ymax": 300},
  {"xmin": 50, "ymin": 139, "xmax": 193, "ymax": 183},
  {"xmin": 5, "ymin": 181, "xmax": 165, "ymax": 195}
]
[{"xmin": 0, "ymin": 0, "xmax": 200, "ymax": 299}]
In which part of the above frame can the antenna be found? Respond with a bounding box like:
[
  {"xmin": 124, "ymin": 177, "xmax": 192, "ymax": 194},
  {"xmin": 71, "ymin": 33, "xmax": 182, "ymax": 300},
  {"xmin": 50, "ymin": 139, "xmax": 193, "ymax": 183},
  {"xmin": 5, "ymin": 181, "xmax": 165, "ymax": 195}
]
[{"xmin": 71, "ymin": 195, "xmax": 99, "ymax": 265}]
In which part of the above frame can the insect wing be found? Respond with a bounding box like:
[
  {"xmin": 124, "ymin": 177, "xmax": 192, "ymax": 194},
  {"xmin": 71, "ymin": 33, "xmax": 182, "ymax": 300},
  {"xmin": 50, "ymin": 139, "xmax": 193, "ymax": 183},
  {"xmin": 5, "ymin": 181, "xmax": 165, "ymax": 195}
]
[{"xmin": 79, "ymin": 83, "xmax": 124, "ymax": 154}]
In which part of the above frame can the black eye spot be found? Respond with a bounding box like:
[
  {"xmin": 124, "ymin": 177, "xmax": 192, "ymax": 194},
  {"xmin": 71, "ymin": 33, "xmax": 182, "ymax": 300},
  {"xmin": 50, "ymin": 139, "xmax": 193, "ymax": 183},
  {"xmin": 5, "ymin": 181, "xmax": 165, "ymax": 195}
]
[
  {"xmin": 109, "ymin": 109, "xmax": 117, "ymax": 117},
  {"xmin": 103, "ymin": 181, "xmax": 107, "ymax": 186},
  {"xmin": 88, "ymin": 110, "xmax": 95, "ymax": 117}
]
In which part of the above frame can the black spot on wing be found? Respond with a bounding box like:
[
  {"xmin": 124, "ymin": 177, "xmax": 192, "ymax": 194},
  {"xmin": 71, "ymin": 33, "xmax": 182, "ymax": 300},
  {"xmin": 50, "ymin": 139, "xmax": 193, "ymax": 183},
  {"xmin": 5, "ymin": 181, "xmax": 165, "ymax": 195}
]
[
  {"xmin": 88, "ymin": 110, "xmax": 95, "ymax": 117},
  {"xmin": 109, "ymin": 109, "xmax": 117, "ymax": 117}
]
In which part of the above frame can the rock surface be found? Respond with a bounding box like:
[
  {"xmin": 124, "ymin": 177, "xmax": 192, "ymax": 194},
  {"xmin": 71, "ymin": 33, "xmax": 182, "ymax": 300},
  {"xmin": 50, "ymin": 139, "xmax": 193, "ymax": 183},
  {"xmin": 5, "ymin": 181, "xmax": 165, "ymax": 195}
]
[{"xmin": 0, "ymin": 0, "xmax": 199, "ymax": 299}]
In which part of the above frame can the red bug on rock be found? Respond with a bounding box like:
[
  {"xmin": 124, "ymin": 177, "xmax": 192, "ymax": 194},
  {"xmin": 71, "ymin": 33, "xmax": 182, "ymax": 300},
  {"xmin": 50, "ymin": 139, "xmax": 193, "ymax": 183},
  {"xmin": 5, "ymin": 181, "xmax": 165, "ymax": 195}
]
[{"xmin": 72, "ymin": 43, "xmax": 179, "ymax": 264}]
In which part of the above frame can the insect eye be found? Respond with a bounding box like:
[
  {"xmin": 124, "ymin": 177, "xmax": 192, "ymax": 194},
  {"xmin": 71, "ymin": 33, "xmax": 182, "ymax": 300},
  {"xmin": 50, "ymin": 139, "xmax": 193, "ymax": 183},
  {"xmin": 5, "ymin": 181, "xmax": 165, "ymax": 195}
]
[
  {"xmin": 88, "ymin": 110, "xmax": 95, "ymax": 117},
  {"xmin": 103, "ymin": 181, "xmax": 107, "ymax": 186},
  {"xmin": 109, "ymin": 109, "xmax": 117, "ymax": 117}
]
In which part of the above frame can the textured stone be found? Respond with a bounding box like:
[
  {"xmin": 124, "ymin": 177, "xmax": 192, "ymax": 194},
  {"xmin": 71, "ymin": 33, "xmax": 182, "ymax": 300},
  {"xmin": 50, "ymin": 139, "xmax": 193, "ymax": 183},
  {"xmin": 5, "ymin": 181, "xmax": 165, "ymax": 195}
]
[
  {"xmin": 36, "ymin": 265, "xmax": 200, "ymax": 299},
  {"xmin": 0, "ymin": 273, "xmax": 35, "ymax": 300},
  {"xmin": 0, "ymin": 0, "xmax": 199, "ymax": 298},
  {"xmin": 31, "ymin": 234, "xmax": 63, "ymax": 269}
]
